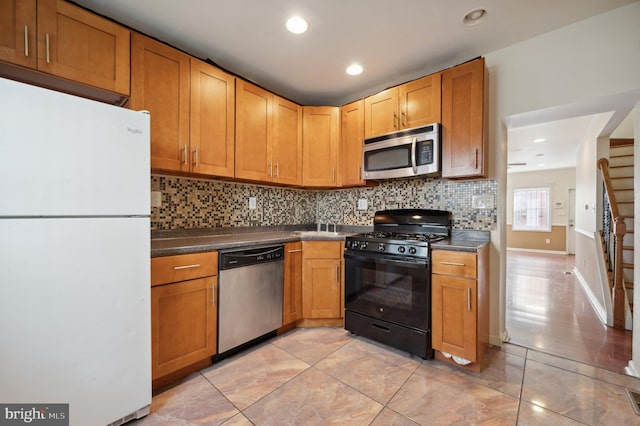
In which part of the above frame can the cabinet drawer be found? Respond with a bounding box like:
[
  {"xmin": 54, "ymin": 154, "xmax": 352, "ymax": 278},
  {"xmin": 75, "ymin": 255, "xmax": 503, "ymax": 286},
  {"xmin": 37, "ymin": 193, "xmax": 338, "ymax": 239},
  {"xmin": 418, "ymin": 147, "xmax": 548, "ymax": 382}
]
[
  {"xmin": 432, "ymin": 250, "xmax": 477, "ymax": 278},
  {"xmin": 302, "ymin": 241, "xmax": 342, "ymax": 258},
  {"xmin": 151, "ymin": 251, "xmax": 218, "ymax": 286}
]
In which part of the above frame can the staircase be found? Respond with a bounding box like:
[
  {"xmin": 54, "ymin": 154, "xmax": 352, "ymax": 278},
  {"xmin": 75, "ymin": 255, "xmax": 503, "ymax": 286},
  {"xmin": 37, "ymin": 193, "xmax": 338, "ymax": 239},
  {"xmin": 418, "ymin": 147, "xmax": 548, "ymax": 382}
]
[{"xmin": 609, "ymin": 139, "xmax": 635, "ymax": 316}]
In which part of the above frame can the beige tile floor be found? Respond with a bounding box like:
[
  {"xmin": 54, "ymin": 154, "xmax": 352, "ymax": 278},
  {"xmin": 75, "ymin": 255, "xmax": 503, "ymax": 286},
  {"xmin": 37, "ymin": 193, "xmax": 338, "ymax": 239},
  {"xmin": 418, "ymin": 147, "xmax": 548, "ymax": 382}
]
[{"xmin": 132, "ymin": 327, "xmax": 640, "ymax": 425}]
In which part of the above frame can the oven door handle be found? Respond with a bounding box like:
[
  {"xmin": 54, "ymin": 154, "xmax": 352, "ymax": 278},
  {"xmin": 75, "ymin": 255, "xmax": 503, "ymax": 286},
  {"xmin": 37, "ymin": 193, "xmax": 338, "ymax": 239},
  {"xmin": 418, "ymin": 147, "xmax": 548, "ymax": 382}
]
[{"xmin": 344, "ymin": 252, "xmax": 428, "ymax": 269}]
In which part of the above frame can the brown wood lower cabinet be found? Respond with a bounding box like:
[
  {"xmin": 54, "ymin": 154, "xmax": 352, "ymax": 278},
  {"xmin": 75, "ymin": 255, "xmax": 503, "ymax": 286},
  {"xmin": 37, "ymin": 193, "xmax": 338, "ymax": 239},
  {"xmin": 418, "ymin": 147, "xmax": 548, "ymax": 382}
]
[
  {"xmin": 283, "ymin": 241, "xmax": 303, "ymax": 325},
  {"xmin": 301, "ymin": 241, "xmax": 344, "ymax": 321},
  {"xmin": 150, "ymin": 251, "xmax": 218, "ymax": 381},
  {"xmin": 431, "ymin": 246, "xmax": 489, "ymax": 371}
]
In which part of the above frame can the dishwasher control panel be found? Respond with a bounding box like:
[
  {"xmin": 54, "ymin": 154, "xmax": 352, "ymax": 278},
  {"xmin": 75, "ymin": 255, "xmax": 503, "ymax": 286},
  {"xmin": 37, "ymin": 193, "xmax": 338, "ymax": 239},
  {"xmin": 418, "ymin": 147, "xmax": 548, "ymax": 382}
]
[{"xmin": 219, "ymin": 245, "xmax": 284, "ymax": 270}]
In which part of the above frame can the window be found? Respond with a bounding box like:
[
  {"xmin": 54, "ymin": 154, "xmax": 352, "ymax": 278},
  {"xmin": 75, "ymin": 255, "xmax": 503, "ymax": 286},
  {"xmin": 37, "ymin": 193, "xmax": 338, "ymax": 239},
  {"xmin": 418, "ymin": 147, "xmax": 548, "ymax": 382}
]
[{"xmin": 513, "ymin": 187, "xmax": 551, "ymax": 231}]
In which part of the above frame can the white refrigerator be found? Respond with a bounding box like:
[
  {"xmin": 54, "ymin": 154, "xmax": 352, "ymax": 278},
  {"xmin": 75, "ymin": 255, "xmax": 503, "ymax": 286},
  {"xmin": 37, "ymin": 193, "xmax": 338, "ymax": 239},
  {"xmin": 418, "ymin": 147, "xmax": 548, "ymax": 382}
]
[{"xmin": 0, "ymin": 77, "xmax": 151, "ymax": 425}]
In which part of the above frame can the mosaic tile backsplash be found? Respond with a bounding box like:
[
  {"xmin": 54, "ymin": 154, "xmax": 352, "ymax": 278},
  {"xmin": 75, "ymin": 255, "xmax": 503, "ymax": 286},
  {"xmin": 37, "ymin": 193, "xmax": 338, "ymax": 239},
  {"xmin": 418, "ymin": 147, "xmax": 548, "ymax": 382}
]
[{"xmin": 151, "ymin": 175, "xmax": 497, "ymax": 231}]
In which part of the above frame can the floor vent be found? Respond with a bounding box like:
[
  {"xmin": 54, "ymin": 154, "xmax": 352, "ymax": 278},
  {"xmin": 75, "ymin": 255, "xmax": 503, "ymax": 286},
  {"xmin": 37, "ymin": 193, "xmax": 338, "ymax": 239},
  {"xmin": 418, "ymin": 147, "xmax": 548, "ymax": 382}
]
[
  {"xmin": 564, "ymin": 271, "xmax": 573, "ymax": 275},
  {"xmin": 626, "ymin": 388, "xmax": 640, "ymax": 415}
]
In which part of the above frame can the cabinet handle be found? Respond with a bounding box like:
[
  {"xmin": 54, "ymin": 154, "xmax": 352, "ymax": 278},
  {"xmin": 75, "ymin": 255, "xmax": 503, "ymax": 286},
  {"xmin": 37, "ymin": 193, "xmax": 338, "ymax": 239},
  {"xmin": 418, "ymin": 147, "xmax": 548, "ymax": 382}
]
[
  {"xmin": 192, "ymin": 147, "xmax": 199, "ymax": 167},
  {"xmin": 287, "ymin": 249, "xmax": 302, "ymax": 253},
  {"xmin": 23, "ymin": 25, "xmax": 29, "ymax": 57},
  {"xmin": 173, "ymin": 263, "xmax": 200, "ymax": 270},
  {"xmin": 336, "ymin": 265, "xmax": 340, "ymax": 282},
  {"xmin": 268, "ymin": 161, "xmax": 273, "ymax": 177},
  {"xmin": 393, "ymin": 112, "xmax": 398, "ymax": 129},
  {"xmin": 211, "ymin": 284, "xmax": 215, "ymax": 306},
  {"xmin": 331, "ymin": 167, "xmax": 336, "ymax": 183},
  {"xmin": 475, "ymin": 149, "xmax": 479, "ymax": 169},
  {"xmin": 182, "ymin": 144, "xmax": 187, "ymax": 164},
  {"xmin": 467, "ymin": 288, "xmax": 471, "ymax": 312},
  {"xmin": 275, "ymin": 161, "xmax": 279, "ymax": 178},
  {"xmin": 401, "ymin": 110, "xmax": 406, "ymax": 128},
  {"xmin": 439, "ymin": 261, "xmax": 465, "ymax": 266},
  {"xmin": 45, "ymin": 32, "xmax": 50, "ymax": 63}
]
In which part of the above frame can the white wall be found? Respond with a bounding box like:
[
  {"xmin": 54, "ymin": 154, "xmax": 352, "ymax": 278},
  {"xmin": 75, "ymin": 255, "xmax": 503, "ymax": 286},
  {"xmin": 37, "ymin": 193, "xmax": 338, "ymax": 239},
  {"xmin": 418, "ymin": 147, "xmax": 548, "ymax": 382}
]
[{"xmin": 482, "ymin": 2, "xmax": 640, "ymax": 348}]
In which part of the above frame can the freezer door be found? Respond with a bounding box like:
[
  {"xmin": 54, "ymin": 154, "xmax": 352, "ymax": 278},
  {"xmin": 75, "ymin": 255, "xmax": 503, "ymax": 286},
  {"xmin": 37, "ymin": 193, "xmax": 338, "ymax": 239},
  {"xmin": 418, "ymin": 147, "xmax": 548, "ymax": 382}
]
[
  {"xmin": 0, "ymin": 77, "xmax": 150, "ymax": 217},
  {"xmin": 0, "ymin": 218, "xmax": 151, "ymax": 425}
]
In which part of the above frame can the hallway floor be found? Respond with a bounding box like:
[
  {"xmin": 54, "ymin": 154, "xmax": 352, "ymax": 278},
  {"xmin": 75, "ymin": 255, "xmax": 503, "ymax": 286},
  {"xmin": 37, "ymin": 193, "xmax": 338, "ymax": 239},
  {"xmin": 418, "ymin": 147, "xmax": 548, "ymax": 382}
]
[
  {"xmin": 133, "ymin": 326, "xmax": 640, "ymax": 425},
  {"xmin": 506, "ymin": 251, "xmax": 633, "ymax": 373}
]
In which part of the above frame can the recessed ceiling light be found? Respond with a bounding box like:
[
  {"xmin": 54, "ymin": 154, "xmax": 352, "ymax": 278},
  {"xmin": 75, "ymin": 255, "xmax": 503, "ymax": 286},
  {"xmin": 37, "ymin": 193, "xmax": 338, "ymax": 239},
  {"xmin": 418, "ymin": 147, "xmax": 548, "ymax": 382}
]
[
  {"xmin": 286, "ymin": 16, "xmax": 308, "ymax": 34},
  {"xmin": 533, "ymin": 138, "xmax": 546, "ymax": 143},
  {"xmin": 463, "ymin": 9, "xmax": 487, "ymax": 26},
  {"xmin": 537, "ymin": 163, "xmax": 546, "ymax": 167},
  {"xmin": 346, "ymin": 63, "xmax": 363, "ymax": 76}
]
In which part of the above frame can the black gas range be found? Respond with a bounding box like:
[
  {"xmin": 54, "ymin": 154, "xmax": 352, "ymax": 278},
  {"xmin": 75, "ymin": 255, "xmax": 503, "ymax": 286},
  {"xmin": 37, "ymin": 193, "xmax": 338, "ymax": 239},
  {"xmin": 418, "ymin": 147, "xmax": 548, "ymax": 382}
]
[{"xmin": 344, "ymin": 209, "xmax": 451, "ymax": 359}]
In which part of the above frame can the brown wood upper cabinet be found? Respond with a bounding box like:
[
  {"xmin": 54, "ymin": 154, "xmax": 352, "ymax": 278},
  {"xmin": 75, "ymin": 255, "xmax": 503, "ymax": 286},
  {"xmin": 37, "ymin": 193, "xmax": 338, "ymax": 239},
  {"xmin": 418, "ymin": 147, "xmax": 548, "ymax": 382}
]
[
  {"xmin": 236, "ymin": 79, "xmax": 302, "ymax": 185},
  {"xmin": 441, "ymin": 57, "xmax": 488, "ymax": 178},
  {"xmin": 340, "ymin": 99, "xmax": 366, "ymax": 187},
  {"xmin": 0, "ymin": 0, "xmax": 130, "ymax": 95},
  {"xmin": 131, "ymin": 34, "xmax": 235, "ymax": 177},
  {"xmin": 302, "ymin": 106, "xmax": 340, "ymax": 187},
  {"xmin": 364, "ymin": 73, "xmax": 441, "ymax": 138}
]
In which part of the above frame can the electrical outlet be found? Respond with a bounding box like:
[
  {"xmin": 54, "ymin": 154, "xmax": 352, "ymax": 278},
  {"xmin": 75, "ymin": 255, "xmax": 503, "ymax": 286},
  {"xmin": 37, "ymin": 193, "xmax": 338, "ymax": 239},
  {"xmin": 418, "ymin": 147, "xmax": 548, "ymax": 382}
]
[
  {"xmin": 357, "ymin": 198, "xmax": 368, "ymax": 210},
  {"xmin": 472, "ymin": 195, "xmax": 494, "ymax": 209},
  {"xmin": 248, "ymin": 197, "xmax": 257, "ymax": 210},
  {"xmin": 150, "ymin": 191, "xmax": 162, "ymax": 208}
]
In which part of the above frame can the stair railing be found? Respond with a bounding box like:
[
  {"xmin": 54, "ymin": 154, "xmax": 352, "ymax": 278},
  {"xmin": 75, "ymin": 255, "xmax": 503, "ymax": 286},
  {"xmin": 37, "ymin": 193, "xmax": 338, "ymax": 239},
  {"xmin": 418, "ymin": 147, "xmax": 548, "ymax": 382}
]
[{"xmin": 597, "ymin": 158, "xmax": 627, "ymax": 329}]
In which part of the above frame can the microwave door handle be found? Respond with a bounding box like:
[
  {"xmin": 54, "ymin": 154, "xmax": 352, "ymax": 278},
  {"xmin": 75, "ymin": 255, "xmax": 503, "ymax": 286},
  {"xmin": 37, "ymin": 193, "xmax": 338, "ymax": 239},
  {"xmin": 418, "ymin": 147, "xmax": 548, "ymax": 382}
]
[{"xmin": 411, "ymin": 137, "xmax": 418, "ymax": 174}]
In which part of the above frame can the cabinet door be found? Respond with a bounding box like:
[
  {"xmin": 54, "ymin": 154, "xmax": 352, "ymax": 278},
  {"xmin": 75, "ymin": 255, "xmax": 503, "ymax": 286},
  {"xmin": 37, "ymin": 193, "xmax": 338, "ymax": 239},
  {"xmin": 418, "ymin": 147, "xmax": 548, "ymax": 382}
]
[
  {"xmin": 432, "ymin": 274, "xmax": 477, "ymax": 361},
  {"xmin": 273, "ymin": 96, "xmax": 302, "ymax": 185},
  {"xmin": 302, "ymin": 106, "xmax": 339, "ymax": 187},
  {"xmin": 0, "ymin": 0, "xmax": 36, "ymax": 68},
  {"xmin": 236, "ymin": 79, "xmax": 272, "ymax": 181},
  {"xmin": 131, "ymin": 33, "xmax": 190, "ymax": 172},
  {"xmin": 37, "ymin": 0, "xmax": 130, "ymax": 95},
  {"xmin": 190, "ymin": 58, "xmax": 235, "ymax": 178},
  {"xmin": 151, "ymin": 276, "xmax": 217, "ymax": 379},
  {"xmin": 364, "ymin": 87, "xmax": 398, "ymax": 138},
  {"xmin": 340, "ymin": 99, "xmax": 365, "ymax": 187},
  {"xmin": 441, "ymin": 58, "xmax": 487, "ymax": 178},
  {"xmin": 302, "ymin": 258, "xmax": 342, "ymax": 318},
  {"xmin": 399, "ymin": 73, "xmax": 441, "ymax": 129},
  {"xmin": 283, "ymin": 241, "xmax": 303, "ymax": 324}
]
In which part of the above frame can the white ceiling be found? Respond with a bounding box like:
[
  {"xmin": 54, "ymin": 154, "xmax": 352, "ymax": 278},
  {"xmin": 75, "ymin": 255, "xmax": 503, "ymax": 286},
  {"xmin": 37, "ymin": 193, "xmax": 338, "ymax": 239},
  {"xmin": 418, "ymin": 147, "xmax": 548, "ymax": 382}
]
[{"xmin": 73, "ymin": 0, "xmax": 637, "ymax": 173}]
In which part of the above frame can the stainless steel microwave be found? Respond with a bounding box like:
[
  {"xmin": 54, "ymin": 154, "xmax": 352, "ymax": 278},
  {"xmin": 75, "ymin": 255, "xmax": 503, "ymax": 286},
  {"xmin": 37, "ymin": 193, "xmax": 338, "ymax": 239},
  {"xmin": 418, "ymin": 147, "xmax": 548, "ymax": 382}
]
[{"xmin": 362, "ymin": 123, "xmax": 440, "ymax": 180}]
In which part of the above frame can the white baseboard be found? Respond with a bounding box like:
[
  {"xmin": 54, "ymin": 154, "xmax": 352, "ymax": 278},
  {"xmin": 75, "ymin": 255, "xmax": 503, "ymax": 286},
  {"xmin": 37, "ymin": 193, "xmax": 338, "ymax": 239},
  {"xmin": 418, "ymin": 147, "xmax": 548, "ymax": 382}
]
[
  {"xmin": 507, "ymin": 247, "xmax": 568, "ymax": 255},
  {"xmin": 626, "ymin": 360, "xmax": 640, "ymax": 378},
  {"xmin": 573, "ymin": 266, "xmax": 608, "ymax": 325}
]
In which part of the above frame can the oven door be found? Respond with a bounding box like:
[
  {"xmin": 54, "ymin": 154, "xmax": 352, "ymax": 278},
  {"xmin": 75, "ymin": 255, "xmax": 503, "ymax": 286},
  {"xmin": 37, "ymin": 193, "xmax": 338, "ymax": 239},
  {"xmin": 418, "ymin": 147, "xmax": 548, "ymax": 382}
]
[{"xmin": 344, "ymin": 251, "xmax": 430, "ymax": 331}]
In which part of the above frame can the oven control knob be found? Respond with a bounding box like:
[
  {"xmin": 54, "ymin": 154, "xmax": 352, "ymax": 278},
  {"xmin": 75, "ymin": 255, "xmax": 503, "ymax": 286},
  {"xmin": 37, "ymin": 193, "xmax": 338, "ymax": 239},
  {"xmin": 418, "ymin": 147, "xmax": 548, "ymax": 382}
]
[
  {"xmin": 397, "ymin": 246, "xmax": 406, "ymax": 253},
  {"xmin": 408, "ymin": 247, "xmax": 417, "ymax": 255},
  {"xmin": 361, "ymin": 241, "xmax": 368, "ymax": 249},
  {"xmin": 378, "ymin": 244, "xmax": 385, "ymax": 252}
]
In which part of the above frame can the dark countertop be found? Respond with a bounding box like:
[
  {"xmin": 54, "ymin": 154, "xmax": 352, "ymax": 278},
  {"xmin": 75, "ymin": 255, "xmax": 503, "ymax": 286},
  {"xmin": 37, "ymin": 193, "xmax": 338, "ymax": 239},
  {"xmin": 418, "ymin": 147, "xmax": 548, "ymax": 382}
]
[
  {"xmin": 151, "ymin": 226, "xmax": 363, "ymax": 257},
  {"xmin": 151, "ymin": 227, "xmax": 490, "ymax": 257},
  {"xmin": 431, "ymin": 230, "xmax": 491, "ymax": 252}
]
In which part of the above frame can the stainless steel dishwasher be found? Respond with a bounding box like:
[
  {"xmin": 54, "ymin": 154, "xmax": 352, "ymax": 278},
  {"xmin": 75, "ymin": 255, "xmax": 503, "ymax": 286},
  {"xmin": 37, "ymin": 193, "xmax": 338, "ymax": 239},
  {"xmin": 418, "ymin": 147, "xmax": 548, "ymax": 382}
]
[{"xmin": 218, "ymin": 245, "xmax": 284, "ymax": 354}]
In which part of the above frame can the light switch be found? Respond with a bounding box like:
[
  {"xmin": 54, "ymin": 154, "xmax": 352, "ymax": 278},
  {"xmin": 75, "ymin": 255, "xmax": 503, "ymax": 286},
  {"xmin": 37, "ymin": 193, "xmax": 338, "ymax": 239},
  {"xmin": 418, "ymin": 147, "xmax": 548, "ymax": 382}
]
[{"xmin": 248, "ymin": 197, "xmax": 257, "ymax": 210}]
